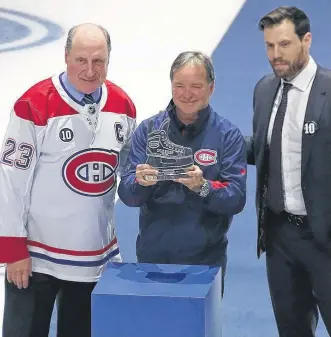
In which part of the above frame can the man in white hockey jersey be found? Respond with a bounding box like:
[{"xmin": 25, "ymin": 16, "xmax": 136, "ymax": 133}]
[{"xmin": 0, "ymin": 23, "xmax": 136, "ymax": 337}]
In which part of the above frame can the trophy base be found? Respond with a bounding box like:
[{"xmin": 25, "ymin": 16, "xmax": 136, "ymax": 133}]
[{"xmin": 145, "ymin": 168, "xmax": 190, "ymax": 181}]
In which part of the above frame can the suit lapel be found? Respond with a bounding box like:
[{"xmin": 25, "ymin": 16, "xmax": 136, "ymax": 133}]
[
  {"xmin": 256, "ymin": 77, "xmax": 280, "ymax": 253},
  {"xmin": 301, "ymin": 69, "xmax": 327, "ymax": 176},
  {"xmin": 257, "ymin": 77, "xmax": 280, "ymax": 166}
]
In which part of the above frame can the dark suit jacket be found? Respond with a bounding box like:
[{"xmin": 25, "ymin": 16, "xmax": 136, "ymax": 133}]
[{"xmin": 247, "ymin": 66, "xmax": 331, "ymax": 257}]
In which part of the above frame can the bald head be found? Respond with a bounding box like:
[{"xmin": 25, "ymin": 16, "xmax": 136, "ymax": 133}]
[
  {"xmin": 64, "ymin": 23, "xmax": 111, "ymax": 94},
  {"xmin": 65, "ymin": 23, "xmax": 111, "ymax": 58}
]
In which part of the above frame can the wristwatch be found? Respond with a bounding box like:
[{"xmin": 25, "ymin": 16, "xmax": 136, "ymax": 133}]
[{"xmin": 198, "ymin": 179, "xmax": 210, "ymax": 198}]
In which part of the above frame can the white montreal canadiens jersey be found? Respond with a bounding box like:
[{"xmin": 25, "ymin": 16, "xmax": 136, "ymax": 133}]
[{"xmin": 0, "ymin": 75, "xmax": 136, "ymax": 282}]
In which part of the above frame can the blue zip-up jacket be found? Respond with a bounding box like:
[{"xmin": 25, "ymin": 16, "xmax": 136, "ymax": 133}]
[{"xmin": 118, "ymin": 103, "xmax": 247, "ymax": 266}]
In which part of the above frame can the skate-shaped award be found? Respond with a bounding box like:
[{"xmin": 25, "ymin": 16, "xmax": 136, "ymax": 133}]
[{"xmin": 145, "ymin": 118, "xmax": 194, "ymax": 181}]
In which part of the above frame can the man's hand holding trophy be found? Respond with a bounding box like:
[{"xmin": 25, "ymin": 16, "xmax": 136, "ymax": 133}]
[{"xmin": 135, "ymin": 118, "xmax": 206, "ymax": 192}]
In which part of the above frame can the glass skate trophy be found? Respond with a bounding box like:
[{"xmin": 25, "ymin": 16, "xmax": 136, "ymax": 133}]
[{"xmin": 145, "ymin": 118, "xmax": 194, "ymax": 181}]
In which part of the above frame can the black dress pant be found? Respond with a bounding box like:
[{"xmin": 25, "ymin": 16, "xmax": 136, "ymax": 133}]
[
  {"xmin": 266, "ymin": 212, "xmax": 331, "ymax": 337},
  {"xmin": 2, "ymin": 272, "xmax": 96, "ymax": 337}
]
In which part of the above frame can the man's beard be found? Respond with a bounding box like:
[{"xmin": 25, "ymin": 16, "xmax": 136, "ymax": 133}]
[{"xmin": 270, "ymin": 47, "xmax": 307, "ymax": 80}]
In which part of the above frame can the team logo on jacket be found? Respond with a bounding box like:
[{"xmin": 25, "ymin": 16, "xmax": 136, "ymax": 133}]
[
  {"xmin": 62, "ymin": 148, "xmax": 119, "ymax": 196},
  {"xmin": 194, "ymin": 149, "xmax": 217, "ymax": 166}
]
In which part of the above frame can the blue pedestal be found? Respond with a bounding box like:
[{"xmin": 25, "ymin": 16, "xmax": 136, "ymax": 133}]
[{"xmin": 92, "ymin": 263, "xmax": 223, "ymax": 337}]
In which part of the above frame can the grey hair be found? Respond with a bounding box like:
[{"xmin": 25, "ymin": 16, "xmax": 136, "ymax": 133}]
[
  {"xmin": 170, "ymin": 51, "xmax": 215, "ymax": 84},
  {"xmin": 65, "ymin": 24, "xmax": 111, "ymax": 58}
]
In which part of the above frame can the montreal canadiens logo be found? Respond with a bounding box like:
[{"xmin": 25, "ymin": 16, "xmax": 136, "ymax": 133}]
[
  {"xmin": 194, "ymin": 149, "xmax": 217, "ymax": 166},
  {"xmin": 62, "ymin": 148, "xmax": 119, "ymax": 197}
]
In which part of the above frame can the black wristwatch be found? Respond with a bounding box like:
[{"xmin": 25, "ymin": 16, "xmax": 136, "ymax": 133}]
[{"xmin": 198, "ymin": 179, "xmax": 210, "ymax": 197}]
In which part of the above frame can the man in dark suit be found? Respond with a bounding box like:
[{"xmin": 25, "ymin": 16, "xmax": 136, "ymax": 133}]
[{"xmin": 247, "ymin": 6, "xmax": 331, "ymax": 336}]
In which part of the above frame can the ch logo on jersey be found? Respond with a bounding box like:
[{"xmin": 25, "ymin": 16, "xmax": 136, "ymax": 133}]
[
  {"xmin": 194, "ymin": 149, "xmax": 217, "ymax": 166},
  {"xmin": 62, "ymin": 149, "xmax": 119, "ymax": 196},
  {"xmin": 114, "ymin": 122, "xmax": 124, "ymax": 143}
]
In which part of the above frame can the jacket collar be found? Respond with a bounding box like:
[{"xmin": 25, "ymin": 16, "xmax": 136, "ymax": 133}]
[{"xmin": 166, "ymin": 99, "xmax": 211, "ymax": 137}]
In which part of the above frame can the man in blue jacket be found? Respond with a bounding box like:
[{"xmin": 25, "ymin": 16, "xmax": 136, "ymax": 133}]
[{"xmin": 118, "ymin": 51, "xmax": 246, "ymax": 272}]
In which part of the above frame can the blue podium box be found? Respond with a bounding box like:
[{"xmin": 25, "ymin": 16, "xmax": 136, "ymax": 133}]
[{"xmin": 92, "ymin": 263, "xmax": 223, "ymax": 337}]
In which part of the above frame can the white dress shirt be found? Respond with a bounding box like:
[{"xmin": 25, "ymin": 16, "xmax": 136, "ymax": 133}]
[{"xmin": 267, "ymin": 56, "xmax": 317, "ymax": 215}]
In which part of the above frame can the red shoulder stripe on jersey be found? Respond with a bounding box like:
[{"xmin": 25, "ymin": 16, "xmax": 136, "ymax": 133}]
[
  {"xmin": 27, "ymin": 237, "xmax": 117, "ymax": 256},
  {"xmin": 102, "ymin": 81, "xmax": 136, "ymax": 119},
  {"xmin": 0, "ymin": 237, "xmax": 30, "ymax": 263},
  {"xmin": 125, "ymin": 95, "xmax": 136, "ymax": 119},
  {"xmin": 14, "ymin": 78, "xmax": 79, "ymax": 125},
  {"xmin": 14, "ymin": 99, "xmax": 46, "ymax": 126}
]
